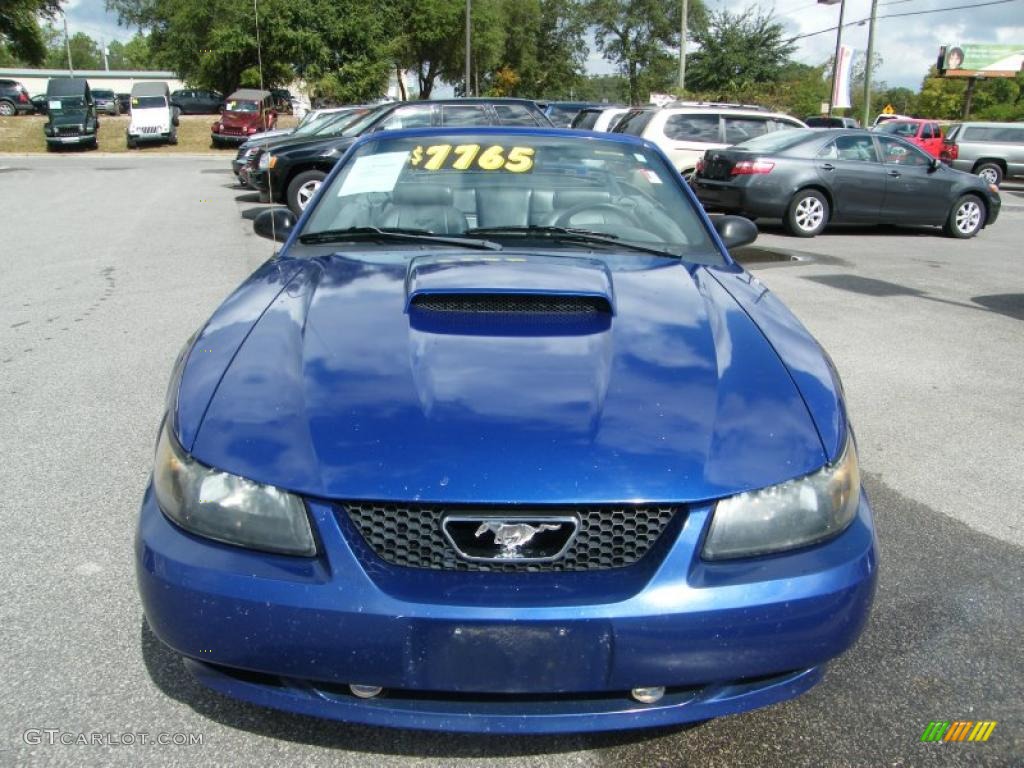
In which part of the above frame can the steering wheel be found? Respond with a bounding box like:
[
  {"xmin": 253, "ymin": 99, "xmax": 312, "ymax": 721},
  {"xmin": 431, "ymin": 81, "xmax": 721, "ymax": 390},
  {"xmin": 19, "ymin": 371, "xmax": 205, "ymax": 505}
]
[{"xmin": 554, "ymin": 202, "xmax": 643, "ymax": 229}]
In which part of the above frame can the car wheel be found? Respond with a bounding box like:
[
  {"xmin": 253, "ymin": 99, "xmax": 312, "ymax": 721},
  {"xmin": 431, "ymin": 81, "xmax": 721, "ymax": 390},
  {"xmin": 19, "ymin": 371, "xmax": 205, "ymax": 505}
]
[
  {"xmin": 126, "ymin": 137, "xmax": 136, "ymax": 149},
  {"xmin": 168, "ymin": 130, "xmax": 178, "ymax": 146},
  {"xmin": 287, "ymin": 170, "xmax": 326, "ymax": 214},
  {"xmin": 975, "ymin": 162, "xmax": 1003, "ymax": 187},
  {"xmin": 784, "ymin": 189, "xmax": 829, "ymax": 237},
  {"xmin": 0, "ymin": 100, "xmax": 16, "ymax": 116},
  {"xmin": 943, "ymin": 194, "xmax": 984, "ymax": 239}
]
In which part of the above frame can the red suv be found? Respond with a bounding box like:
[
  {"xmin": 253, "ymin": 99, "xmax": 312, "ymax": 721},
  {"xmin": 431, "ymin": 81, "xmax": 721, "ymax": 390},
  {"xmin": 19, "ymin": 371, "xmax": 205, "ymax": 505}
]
[
  {"xmin": 0, "ymin": 78, "xmax": 33, "ymax": 116},
  {"xmin": 874, "ymin": 119, "xmax": 945, "ymax": 157},
  {"xmin": 211, "ymin": 89, "xmax": 278, "ymax": 148}
]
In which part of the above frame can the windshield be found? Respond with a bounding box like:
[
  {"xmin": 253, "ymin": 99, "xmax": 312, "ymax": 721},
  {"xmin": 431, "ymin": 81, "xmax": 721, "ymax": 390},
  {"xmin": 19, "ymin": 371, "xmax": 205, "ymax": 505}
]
[
  {"xmin": 312, "ymin": 108, "xmax": 369, "ymax": 136},
  {"xmin": 339, "ymin": 106, "xmax": 389, "ymax": 136},
  {"xmin": 878, "ymin": 121, "xmax": 919, "ymax": 137},
  {"xmin": 303, "ymin": 131, "xmax": 719, "ymax": 263},
  {"xmin": 49, "ymin": 96, "xmax": 86, "ymax": 114},
  {"xmin": 225, "ymin": 100, "xmax": 259, "ymax": 113},
  {"xmin": 132, "ymin": 96, "xmax": 166, "ymax": 110},
  {"xmin": 92, "ymin": 90, "xmax": 114, "ymax": 99},
  {"xmin": 735, "ymin": 129, "xmax": 815, "ymax": 153}
]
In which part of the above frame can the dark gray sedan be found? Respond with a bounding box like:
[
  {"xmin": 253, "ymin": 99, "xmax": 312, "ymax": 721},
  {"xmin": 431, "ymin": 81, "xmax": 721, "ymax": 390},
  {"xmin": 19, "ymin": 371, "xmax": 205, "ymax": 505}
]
[{"xmin": 692, "ymin": 129, "xmax": 1000, "ymax": 238}]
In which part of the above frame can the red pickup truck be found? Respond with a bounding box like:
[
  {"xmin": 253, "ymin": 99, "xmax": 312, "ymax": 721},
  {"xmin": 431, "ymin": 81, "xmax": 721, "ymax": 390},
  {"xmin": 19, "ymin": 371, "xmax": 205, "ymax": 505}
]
[{"xmin": 874, "ymin": 119, "xmax": 945, "ymax": 157}]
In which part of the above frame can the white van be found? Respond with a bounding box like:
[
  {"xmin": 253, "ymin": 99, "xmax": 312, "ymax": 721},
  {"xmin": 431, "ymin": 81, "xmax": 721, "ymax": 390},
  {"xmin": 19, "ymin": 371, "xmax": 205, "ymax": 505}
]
[
  {"xmin": 614, "ymin": 102, "xmax": 805, "ymax": 175},
  {"xmin": 127, "ymin": 81, "xmax": 177, "ymax": 148}
]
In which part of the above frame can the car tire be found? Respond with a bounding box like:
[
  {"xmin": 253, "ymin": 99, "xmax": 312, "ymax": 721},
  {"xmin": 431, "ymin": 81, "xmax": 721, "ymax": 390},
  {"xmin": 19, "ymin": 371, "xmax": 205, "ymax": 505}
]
[
  {"xmin": 975, "ymin": 162, "xmax": 1003, "ymax": 187},
  {"xmin": 783, "ymin": 189, "xmax": 829, "ymax": 237},
  {"xmin": 943, "ymin": 194, "xmax": 985, "ymax": 239},
  {"xmin": 0, "ymin": 100, "xmax": 16, "ymax": 117},
  {"xmin": 126, "ymin": 137, "xmax": 136, "ymax": 149},
  {"xmin": 287, "ymin": 170, "xmax": 326, "ymax": 214},
  {"xmin": 168, "ymin": 130, "xmax": 178, "ymax": 146}
]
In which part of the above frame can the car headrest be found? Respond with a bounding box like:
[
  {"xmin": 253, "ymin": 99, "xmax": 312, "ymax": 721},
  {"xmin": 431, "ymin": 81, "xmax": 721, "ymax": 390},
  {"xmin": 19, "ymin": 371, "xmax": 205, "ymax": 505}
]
[
  {"xmin": 553, "ymin": 189, "xmax": 611, "ymax": 209},
  {"xmin": 393, "ymin": 184, "xmax": 453, "ymax": 206}
]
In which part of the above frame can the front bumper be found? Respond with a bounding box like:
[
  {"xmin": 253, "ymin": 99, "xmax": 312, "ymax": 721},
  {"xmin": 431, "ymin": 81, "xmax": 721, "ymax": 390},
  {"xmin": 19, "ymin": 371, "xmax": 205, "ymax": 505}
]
[
  {"xmin": 129, "ymin": 130, "xmax": 172, "ymax": 143},
  {"xmin": 137, "ymin": 486, "xmax": 878, "ymax": 733},
  {"xmin": 45, "ymin": 133, "xmax": 95, "ymax": 145},
  {"xmin": 212, "ymin": 132, "xmax": 250, "ymax": 145}
]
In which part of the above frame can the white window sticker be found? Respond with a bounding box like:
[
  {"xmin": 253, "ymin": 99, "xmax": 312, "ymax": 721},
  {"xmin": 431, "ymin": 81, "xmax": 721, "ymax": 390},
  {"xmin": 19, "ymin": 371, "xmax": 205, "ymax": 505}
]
[
  {"xmin": 642, "ymin": 169, "xmax": 663, "ymax": 184},
  {"xmin": 337, "ymin": 151, "xmax": 409, "ymax": 197},
  {"xmin": 49, "ymin": 100, "xmax": 62, "ymax": 111}
]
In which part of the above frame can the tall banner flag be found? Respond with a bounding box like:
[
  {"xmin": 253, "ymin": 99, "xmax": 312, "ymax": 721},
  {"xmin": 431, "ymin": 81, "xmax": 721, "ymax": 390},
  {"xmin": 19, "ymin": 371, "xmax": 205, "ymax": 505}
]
[{"xmin": 833, "ymin": 45, "xmax": 854, "ymax": 109}]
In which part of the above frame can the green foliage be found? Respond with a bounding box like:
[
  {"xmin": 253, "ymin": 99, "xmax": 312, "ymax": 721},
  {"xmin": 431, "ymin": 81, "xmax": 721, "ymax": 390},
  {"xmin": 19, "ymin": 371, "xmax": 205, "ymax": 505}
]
[
  {"xmin": 106, "ymin": 34, "xmax": 153, "ymax": 69},
  {"xmin": 0, "ymin": 0, "xmax": 61, "ymax": 65},
  {"xmin": 588, "ymin": 0, "xmax": 705, "ymax": 105},
  {"xmin": 44, "ymin": 30, "xmax": 103, "ymax": 69},
  {"xmin": 106, "ymin": 0, "xmax": 391, "ymax": 100},
  {"xmin": 574, "ymin": 74, "xmax": 629, "ymax": 103},
  {"xmin": 484, "ymin": 0, "xmax": 588, "ymax": 99},
  {"xmin": 686, "ymin": 7, "xmax": 794, "ymax": 94}
]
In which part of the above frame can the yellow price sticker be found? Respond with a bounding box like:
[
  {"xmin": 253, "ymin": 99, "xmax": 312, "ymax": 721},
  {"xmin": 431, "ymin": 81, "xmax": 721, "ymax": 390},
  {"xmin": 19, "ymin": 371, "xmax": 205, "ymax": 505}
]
[{"xmin": 408, "ymin": 144, "xmax": 535, "ymax": 173}]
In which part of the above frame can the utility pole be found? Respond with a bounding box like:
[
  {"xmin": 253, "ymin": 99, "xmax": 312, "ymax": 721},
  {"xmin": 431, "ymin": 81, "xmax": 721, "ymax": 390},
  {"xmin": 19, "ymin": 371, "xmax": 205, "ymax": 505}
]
[
  {"xmin": 465, "ymin": 0, "xmax": 472, "ymax": 97},
  {"xmin": 861, "ymin": 0, "xmax": 878, "ymax": 126},
  {"xmin": 678, "ymin": 0, "xmax": 688, "ymax": 93},
  {"xmin": 819, "ymin": 0, "xmax": 845, "ymax": 115},
  {"xmin": 101, "ymin": 37, "xmax": 110, "ymax": 71},
  {"xmin": 62, "ymin": 13, "xmax": 74, "ymax": 75}
]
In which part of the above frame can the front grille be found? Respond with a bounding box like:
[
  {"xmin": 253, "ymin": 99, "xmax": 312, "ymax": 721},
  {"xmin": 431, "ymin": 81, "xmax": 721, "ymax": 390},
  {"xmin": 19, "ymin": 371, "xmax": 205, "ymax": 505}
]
[
  {"xmin": 139, "ymin": 126, "xmax": 159, "ymax": 134},
  {"xmin": 57, "ymin": 125, "xmax": 80, "ymax": 136},
  {"xmin": 411, "ymin": 294, "xmax": 609, "ymax": 315},
  {"xmin": 221, "ymin": 126, "xmax": 244, "ymax": 135},
  {"xmin": 342, "ymin": 503, "xmax": 679, "ymax": 572}
]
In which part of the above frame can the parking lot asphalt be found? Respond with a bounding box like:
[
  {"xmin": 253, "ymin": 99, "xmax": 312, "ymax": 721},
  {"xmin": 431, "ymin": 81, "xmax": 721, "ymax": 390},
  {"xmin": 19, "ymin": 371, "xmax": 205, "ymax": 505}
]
[{"xmin": 1, "ymin": 156, "xmax": 1021, "ymax": 767}]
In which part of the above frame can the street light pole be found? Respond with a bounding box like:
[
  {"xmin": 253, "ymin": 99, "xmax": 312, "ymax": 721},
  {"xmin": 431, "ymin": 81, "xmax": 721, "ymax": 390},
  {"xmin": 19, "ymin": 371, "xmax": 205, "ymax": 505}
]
[
  {"xmin": 465, "ymin": 0, "xmax": 472, "ymax": 97},
  {"xmin": 679, "ymin": 0, "xmax": 688, "ymax": 93},
  {"xmin": 861, "ymin": 0, "xmax": 879, "ymax": 126},
  {"xmin": 819, "ymin": 0, "xmax": 845, "ymax": 116},
  {"xmin": 62, "ymin": 13, "xmax": 74, "ymax": 75}
]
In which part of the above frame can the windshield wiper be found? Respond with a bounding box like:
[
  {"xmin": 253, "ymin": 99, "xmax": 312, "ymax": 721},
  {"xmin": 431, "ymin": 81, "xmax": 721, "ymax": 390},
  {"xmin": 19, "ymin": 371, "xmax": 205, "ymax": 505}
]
[
  {"xmin": 298, "ymin": 226, "xmax": 501, "ymax": 250},
  {"xmin": 464, "ymin": 225, "xmax": 678, "ymax": 258}
]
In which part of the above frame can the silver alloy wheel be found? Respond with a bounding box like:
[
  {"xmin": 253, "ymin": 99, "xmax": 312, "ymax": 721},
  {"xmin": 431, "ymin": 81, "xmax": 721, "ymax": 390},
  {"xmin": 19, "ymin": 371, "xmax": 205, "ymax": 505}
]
[
  {"xmin": 978, "ymin": 167, "xmax": 1000, "ymax": 185},
  {"xmin": 955, "ymin": 200, "xmax": 982, "ymax": 235},
  {"xmin": 0, "ymin": 101, "xmax": 15, "ymax": 116},
  {"xmin": 795, "ymin": 196, "xmax": 825, "ymax": 232},
  {"xmin": 296, "ymin": 180, "xmax": 321, "ymax": 210}
]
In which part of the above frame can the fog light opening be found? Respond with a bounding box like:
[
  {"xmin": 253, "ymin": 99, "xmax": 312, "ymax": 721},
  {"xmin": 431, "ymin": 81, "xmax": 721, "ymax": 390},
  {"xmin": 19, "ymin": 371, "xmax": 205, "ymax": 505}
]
[
  {"xmin": 349, "ymin": 684, "xmax": 384, "ymax": 699},
  {"xmin": 631, "ymin": 686, "xmax": 666, "ymax": 704}
]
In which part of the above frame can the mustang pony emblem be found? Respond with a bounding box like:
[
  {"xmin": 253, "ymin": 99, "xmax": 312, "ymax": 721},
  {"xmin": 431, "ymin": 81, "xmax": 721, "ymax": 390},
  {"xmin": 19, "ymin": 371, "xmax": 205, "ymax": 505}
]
[{"xmin": 475, "ymin": 521, "xmax": 562, "ymax": 557}]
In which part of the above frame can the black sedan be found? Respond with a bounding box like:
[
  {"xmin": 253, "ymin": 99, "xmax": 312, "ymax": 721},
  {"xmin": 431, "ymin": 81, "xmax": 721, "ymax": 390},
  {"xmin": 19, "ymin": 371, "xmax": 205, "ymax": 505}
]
[{"xmin": 692, "ymin": 129, "xmax": 1000, "ymax": 238}]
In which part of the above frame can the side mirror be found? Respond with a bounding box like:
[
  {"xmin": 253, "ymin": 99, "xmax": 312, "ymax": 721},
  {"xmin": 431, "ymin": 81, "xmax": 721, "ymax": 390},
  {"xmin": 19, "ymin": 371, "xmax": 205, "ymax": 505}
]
[
  {"xmin": 712, "ymin": 215, "xmax": 758, "ymax": 249},
  {"xmin": 253, "ymin": 208, "xmax": 297, "ymax": 242},
  {"xmin": 929, "ymin": 157, "xmax": 941, "ymax": 172}
]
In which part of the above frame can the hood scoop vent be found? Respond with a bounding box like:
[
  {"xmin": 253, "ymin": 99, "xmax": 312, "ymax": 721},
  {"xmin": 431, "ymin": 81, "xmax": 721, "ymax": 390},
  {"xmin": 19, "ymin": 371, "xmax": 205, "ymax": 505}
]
[{"xmin": 411, "ymin": 293, "xmax": 611, "ymax": 315}]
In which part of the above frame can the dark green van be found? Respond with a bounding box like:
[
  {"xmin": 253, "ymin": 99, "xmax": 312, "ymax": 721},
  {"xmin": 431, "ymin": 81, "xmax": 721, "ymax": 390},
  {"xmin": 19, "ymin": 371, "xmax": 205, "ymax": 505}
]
[{"xmin": 43, "ymin": 78, "xmax": 98, "ymax": 150}]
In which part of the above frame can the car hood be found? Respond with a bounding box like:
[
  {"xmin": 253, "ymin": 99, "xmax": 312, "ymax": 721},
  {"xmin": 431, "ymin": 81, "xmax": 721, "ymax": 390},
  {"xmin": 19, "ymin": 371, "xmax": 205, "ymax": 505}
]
[
  {"xmin": 184, "ymin": 251, "xmax": 828, "ymax": 504},
  {"xmin": 275, "ymin": 135, "xmax": 356, "ymax": 159}
]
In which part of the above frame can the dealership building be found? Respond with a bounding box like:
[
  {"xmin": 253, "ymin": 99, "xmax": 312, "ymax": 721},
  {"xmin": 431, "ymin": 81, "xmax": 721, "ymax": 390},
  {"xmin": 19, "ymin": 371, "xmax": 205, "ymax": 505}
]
[{"xmin": 0, "ymin": 68, "xmax": 185, "ymax": 96}]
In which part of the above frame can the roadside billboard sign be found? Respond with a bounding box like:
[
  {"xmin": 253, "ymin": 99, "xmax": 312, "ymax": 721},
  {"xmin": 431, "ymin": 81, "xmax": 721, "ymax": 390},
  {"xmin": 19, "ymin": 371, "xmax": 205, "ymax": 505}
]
[{"xmin": 939, "ymin": 44, "xmax": 1024, "ymax": 77}]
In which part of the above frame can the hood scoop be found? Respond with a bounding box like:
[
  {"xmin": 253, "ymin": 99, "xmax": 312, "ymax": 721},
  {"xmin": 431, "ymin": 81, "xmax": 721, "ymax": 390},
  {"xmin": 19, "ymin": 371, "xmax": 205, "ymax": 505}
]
[{"xmin": 405, "ymin": 255, "xmax": 615, "ymax": 335}]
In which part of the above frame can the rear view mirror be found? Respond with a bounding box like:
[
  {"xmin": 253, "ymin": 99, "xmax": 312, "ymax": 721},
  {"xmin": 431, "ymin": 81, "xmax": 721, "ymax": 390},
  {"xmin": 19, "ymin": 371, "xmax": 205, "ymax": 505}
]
[
  {"xmin": 929, "ymin": 157, "xmax": 941, "ymax": 172},
  {"xmin": 712, "ymin": 215, "xmax": 758, "ymax": 249},
  {"xmin": 253, "ymin": 208, "xmax": 297, "ymax": 242}
]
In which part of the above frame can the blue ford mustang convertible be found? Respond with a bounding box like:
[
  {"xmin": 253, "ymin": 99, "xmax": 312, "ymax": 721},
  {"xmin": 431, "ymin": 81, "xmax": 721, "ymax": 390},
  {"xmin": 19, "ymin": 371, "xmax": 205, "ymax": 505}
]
[{"xmin": 137, "ymin": 127, "xmax": 877, "ymax": 733}]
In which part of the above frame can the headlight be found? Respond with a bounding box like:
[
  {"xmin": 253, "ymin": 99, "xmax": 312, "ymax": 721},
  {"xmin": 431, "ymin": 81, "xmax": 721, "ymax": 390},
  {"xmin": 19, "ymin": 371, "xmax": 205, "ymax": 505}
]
[
  {"xmin": 258, "ymin": 152, "xmax": 275, "ymax": 169},
  {"xmin": 703, "ymin": 434, "xmax": 860, "ymax": 560},
  {"xmin": 152, "ymin": 421, "xmax": 316, "ymax": 556}
]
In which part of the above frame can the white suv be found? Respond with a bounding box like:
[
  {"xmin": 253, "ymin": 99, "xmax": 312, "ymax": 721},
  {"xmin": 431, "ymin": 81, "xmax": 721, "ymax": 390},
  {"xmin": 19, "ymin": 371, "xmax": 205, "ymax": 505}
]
[{"xmin": 614, "ymin": 103, "xmax": 806, "ymax": 174}]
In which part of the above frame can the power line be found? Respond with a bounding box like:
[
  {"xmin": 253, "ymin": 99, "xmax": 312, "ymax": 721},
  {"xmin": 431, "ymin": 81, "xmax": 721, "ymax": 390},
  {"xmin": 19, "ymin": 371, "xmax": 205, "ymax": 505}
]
[{"xmin": 787, "ymin": 0, "xmax": 1021, "ymax": 42}]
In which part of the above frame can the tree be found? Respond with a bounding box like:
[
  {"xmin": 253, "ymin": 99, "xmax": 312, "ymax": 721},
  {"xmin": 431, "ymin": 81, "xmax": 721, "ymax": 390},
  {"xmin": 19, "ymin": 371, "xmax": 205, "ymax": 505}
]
[
  {"xmin": 0, "ymin": 0, "xmax": 61, "ymax": 65},
  {"xmin": 392, "ymin": 0, "xmax": 506, "ymax": 98},
  {"xmin": 487, "ymin": 0, "xmax": 588, "ymax": 98},
  {"xmin": 44, "ymin": 30, "xmax": 103, "ymax": 70},
  {"xmin": 589, "ymin": 0, "xmax": 705, "ymax": 105},
  {"xmin": 686, "ymin": 7, "xmax": 794, "ymax": 95},
  {"xmin": 107, "ymin": 34, "xmax": 153, "ymax": 69},
  {"xmin": 106, "ymin": 0, "xmax": 392, "ymax": 100}
]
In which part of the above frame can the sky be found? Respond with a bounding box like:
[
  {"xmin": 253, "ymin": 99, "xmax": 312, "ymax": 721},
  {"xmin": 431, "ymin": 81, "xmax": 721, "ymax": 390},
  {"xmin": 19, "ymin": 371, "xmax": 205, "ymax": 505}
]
[{"xmin": 63, "ymin": 0, "xmax": 1024, "ymax": 90}]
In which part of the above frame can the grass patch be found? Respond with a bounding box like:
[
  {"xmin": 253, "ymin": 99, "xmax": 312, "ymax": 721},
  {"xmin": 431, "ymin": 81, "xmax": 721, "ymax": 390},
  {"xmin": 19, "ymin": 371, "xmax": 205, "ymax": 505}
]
[{"xmin": 0, "ymin": 114, "xmax": 298, "ymax": 154}]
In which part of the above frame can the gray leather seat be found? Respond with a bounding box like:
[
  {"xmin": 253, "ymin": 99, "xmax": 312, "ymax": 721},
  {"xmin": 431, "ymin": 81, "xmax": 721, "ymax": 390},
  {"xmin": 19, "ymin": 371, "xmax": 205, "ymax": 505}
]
[{"xmin": 380, "ymin": 184, "xmax": 468, "ymax": 234}]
